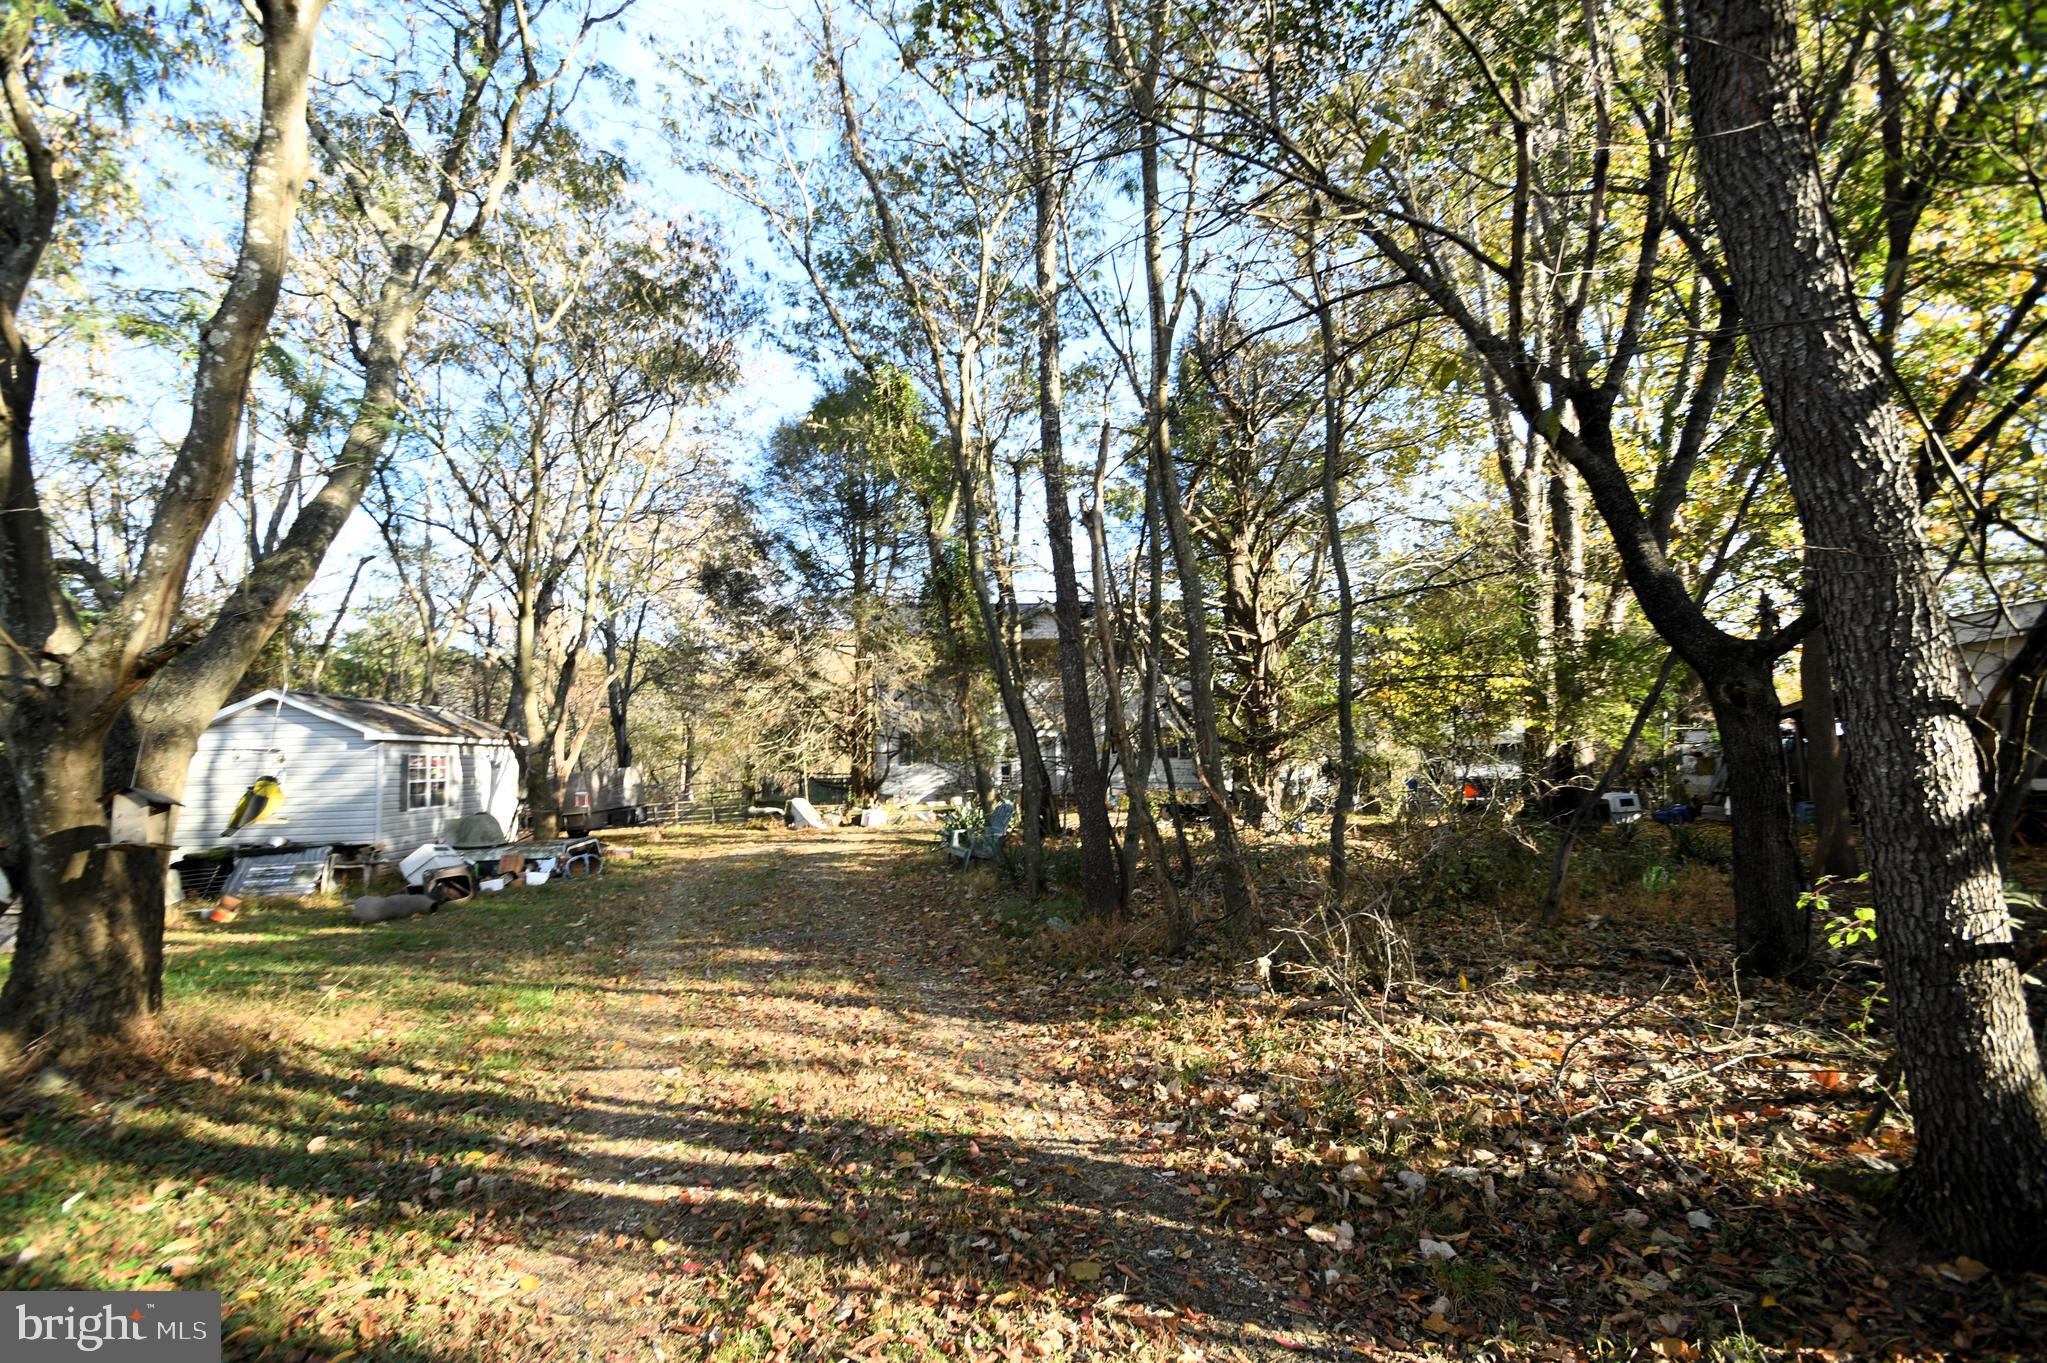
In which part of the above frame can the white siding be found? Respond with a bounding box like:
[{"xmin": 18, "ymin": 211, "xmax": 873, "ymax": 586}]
[
  {"xmin": 180, "ymin": 703, "xmax": 519, "ymax": 857},
  {"xmin": 463, "ymin": 744, "xmax": 521, "ymax": 832},
  {"xmin": 381, "ymin": 741, "xmax": 519, "ymax": 855},
  {"xmin": 179, "ymin": 708, "xmax": 379, "ymax": 854}
]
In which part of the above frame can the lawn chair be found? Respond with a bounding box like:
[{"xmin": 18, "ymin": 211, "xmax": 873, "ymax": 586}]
[{"xmin": 948, "ymin": 802, "xmax": 1015, "ymax": 869}]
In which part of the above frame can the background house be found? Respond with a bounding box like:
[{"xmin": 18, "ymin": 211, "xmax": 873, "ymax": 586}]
[
  {"xmin": 875, "ymin": 603, "xmax": 1202, "ymax": 803},
  {"xmin": 177, "ymin": 690, "xmax": 521, "ymax": 859},
  {"xmin": 1955, "ymin": 600, "xmax": 2047, "ymax": 708}
]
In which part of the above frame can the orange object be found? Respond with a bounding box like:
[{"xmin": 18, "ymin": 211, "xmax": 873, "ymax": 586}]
[
  {"xmin": 218, "ymin": 895, "xmax": 243, "ymax": 911},
  {"xmin": 207, "ymin": 907, "xmax": 238, "ymax": 924}
]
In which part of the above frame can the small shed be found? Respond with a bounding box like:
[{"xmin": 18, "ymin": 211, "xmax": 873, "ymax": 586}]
[{"xmin": 178, "ymin": 690, "xmax": 521, "ymax": 860}]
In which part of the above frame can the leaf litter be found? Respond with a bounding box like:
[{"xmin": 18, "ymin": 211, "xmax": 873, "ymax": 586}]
[{"xmin": 0, "ymin": 823, "xmax": 2041, "ymax": 1362}]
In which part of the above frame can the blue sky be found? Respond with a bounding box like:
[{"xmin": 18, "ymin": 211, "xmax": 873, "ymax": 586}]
[
  {"xmin": 34, "ymin": 0, "xmax": 830, "ymax": 615},
  {"xmin": 33, "ymin": 0, "xmax": 1471, "ymax": 624}
]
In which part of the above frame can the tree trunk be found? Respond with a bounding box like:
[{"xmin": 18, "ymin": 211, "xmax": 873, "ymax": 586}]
[
  {"xmin": 602, "ymin": 617, "xmax": 635, "ymax": 770},
  {"xmin": 1689, "ymin": 0, "xmax": 2047, "ymax": 1267},
  {"xmin": 1980, "ymin": 610, "xmax": 2047, "ymax": 874},
  {"xmin": 0, "ymin": 0, "xmax": 325, "ymax": 1059},
  {"xmin": 512, "ymin": 589, "xmax": 560, "ymax": 838},
  {"xmin": 1091, "ymin": 441, "xmax": 1180, "ymax": 926},
  {"xmin": 1029, "ymin": 8, "xmax": 1119, "ymax": 916},
  {"xmin": 128, "ymin": 350, "xmax": 409, "ymax": 814},
  {"xmin": 1991, "ymin": 681, "xmax": 2046, "ymax": 873},
  {"xmin": 0, "ymin": 727, "xmax": 168, "ymax": 1054},
  {"xmin": 1123, "ymin": 480, "xmax": 1162, "ymax": 893},
  {"xmin": 1703, "ymin": 653, "xmax": 1806, "ymax": 973},
  {"xmin": 1547, "ymin": 458, "xmax": 1592, "ymax": 788},
  {"xmin": 955, "ymin": 423, "xmax": 1046, "ymax": 892},
  {"xmin": 1138, "ymin": 477, "xmax": 1198, "ymax": 889},
  {"xmin": 1308, "ymin": 220, "xmax": 1357, "ymax": 906},
  {"xmin": 1133, "ymin": 94, "xmax": 1256, "ymax": 928},
  {"xmin": 1801, "ymin": 620, "xmax": 1859, "ymax": 879},
  {"xmin": 1559, "ymin": 388, "xmax": 1808, "ymax": 974},
  {"xmin": 1481, "ymin": 371, "xmax": 1555, "ymax": 790},
  {"xmin": 1152, "ymin": 434, "xmax": 1258, "ymax": 927}
]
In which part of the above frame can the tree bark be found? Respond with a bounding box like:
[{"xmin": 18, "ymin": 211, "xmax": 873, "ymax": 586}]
[
  {"xmin": 1703, "ymin": 651, "xmax": 1806, "ymax": 972},
  {"xmin": 1801, "ymin": 619, "xmax": 1859, "ymax": 879},
  {"xmin": 0, "ymin": 1, "xmax": 326, "ymax": 1058},
  {"xmin": 1028, "ymin": 5, "xmax": 1118, "ymax": 916},
  {"xmin": 1689, "ymin": 0, "xmax": 2047, "ymax": 1267},
  {"xmin": 1117, "ymin": 0, "xmax": 1257, "ymax": 928},
  {"xmin": 1307, "ymin": 218, "xmax": 1357, "ymax": 906}
]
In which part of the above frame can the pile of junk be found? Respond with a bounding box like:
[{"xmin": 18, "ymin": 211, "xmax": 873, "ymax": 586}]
[{"xmin": 350, "ymin": 812, "xmax": 605, "ymax": 925}]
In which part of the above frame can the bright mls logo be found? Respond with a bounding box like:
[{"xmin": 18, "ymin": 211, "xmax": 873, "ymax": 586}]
[{"xmin": 2, "ymin": 1292, "xmax": 220, "ymax": 1362}]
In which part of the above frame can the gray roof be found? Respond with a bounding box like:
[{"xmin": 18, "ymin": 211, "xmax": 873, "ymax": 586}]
[
  {"xmin": 1951, "ymin": 600, "xmax": 2047, "ymax": 647},
  {"xmin": 282, "ymin": 692, "xmax": 517, "ymax": 744}
]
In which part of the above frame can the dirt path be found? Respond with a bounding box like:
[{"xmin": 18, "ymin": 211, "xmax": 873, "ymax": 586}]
[{"xmin": 496, "ymin": 827, "xmax": 1319, "ymax": 1361}]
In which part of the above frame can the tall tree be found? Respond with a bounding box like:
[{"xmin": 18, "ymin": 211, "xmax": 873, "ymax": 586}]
[
  {"xmin": 0, "ymin": 1, "xmax": 325, "ymax": 1055},
  {"xmin": 1100, "ymin": 0, "xmax": 1258, "ymax": 929},
  {"xmin": 439, "ymin": 200, "xmax": 742, "ymax": 833},
  {"xmin": 1306, "ymin": 214, "xmax": 1358, "ymax": 904},
  {"xmin": 125, "ymin": 0, "xmax": 619, "ymax": 824},
  {"xmin": 697, "ymin": 6, "xmax": 1057, "ymax": 888},
  {"xmin": 1174, "ymin": 308, "xmax": 1334, "ymax": 829},
  {"xmin": 1021, "ymin": 0, "xmax": 1120, "ymax": 914},
  {"xmin": 1190, "ymin": 0, "xmax": 1812, "ymax": 971},
  {"xmin": 1687, "ymin": 0, "xmax": 2047, "ymax": 1267},
  {"xmin": 760, "ymin": 371, "xmax": 932, "ymax": 799}
]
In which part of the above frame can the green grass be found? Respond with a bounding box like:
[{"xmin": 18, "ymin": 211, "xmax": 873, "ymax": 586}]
[{"xmin": 0, "ymin": 852, "xmax": 658, "ymax": 1361}]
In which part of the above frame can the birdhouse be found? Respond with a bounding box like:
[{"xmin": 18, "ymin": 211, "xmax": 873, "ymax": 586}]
[{"xmin": 107, "ymin": 787, "xmax": 182, "ymax": 849}]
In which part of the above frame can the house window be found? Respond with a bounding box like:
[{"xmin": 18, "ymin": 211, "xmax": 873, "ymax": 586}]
[{"xmin": 405, "ymin": 753, "xmax": 448, "ymax": 810}]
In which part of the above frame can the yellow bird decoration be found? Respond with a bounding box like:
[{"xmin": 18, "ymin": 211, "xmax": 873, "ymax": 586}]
[{"xmin": 221, "ymin": 774, "xmax": 285, "ymax": 836}]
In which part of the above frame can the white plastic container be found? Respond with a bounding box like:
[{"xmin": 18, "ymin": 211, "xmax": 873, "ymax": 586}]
[
  {"xmin": 524, "ymin": 869, "xmax": 550, "ymax": 887},
  {"xmin": 400, "ymin": 842, "xmax": 468, "ymax": 885},
  {"xmin": 1599, "ymin": 790, "xmax": 1644, "ymax": 825},
  {"xmin": 478, "ymin": 876, "xmax": 508, "ymax": 893}
]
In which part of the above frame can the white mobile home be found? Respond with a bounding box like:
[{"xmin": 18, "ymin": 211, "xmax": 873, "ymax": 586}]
[{"xmin": 177, "ymin": 690, "xmax": 521, "ymax": 859}]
